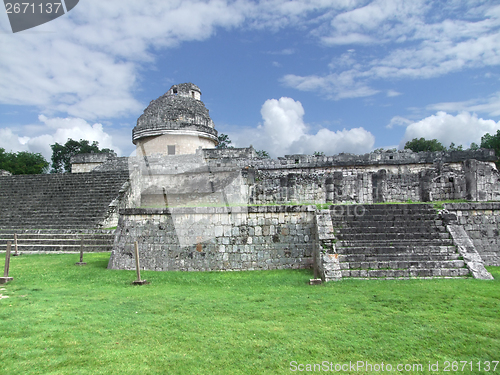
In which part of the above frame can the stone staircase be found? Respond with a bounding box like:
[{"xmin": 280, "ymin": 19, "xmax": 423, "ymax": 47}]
[
  {"xmin": 0, "ymin": 170, "xmax": 129, "ymax": 229},
  {"xmin": 0, "ymin": 170, "xmax": 128, "ymax": 253},
  {"xmin": 0, "ymin": 229, "xmax": 115, "ymax": 253},
  {"xmin": 329, "ymin": 204, "xmax": 470, "ymax": 279}
]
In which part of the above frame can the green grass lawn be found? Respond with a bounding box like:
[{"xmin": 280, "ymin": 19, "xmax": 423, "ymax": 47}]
[{"xmin": 0, "ymin": 253, "xmax": 499, "ymax": 375}]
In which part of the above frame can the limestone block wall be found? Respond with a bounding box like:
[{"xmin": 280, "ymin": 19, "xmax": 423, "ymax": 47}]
[
  {"xmin": 127, "ymin": 153, "xmax": 249, "ymax": 208},
  {"xmin": 251, "ymin": 170, "xmax": 326, "ymax": 204},
  {"xmin": 444, "ymin": 202, "xmax": 500, "ymax": 266},
  {"xmin": 463, "ymin": 159, "xmax": 500, "ymax": 201},
  {"xmin": 135, "ymin": 133, "xmax": 216, "ymax": 157},
  {"xmin": 81, "ymin": 148, "xmax": 500, "ymax": 210},
  {"xmin": 247, "ymin": 162, "xmax": 478, "ymax": 204},
  {"xmin": 202, "ymin": 149, "xmax": 499, "ymax": 205},
  {"xmin": 107, "ymin": 206, "xmax": 315, "ymax": 271},
  {"xmin": 71, "ymin": 153, "xmax": 116, "ymax": 173},
  {"xmin": 72, "ymin": 162, "xmax": 103, "ymax": 173}
]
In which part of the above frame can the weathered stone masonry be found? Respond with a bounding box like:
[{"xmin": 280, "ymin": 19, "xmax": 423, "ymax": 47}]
[
  {"xmin": 444, "ymin": 202, "xmax": 500, "ymax": 266},
  {"xmin": 203, "ymin": 148, "xmax": 500, "ymax": 205},
  {"xmin": 108, "ymin": 205, "xmax": 315, "ymax": 272},
  {"xmin": 121, "ymin": 148, "xmax": 500, "ymax": 213},
  {"xmin": 108, "ymin": 203, "xmax": 496, "ymax": 279},
  {"xmin": 2, "ymin": 82, "xmax": 498, "ymax": 280}
]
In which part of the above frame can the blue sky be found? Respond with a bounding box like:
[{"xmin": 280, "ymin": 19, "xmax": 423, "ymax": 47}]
[{"xmin": 1, "ymin": 0, "xmax": 500, "ymax": 160}]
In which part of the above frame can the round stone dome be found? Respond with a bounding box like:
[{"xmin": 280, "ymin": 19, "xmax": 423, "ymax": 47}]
[{"xmin": 133, "ymin": 83, "xmax": 218, "ymax": 156}]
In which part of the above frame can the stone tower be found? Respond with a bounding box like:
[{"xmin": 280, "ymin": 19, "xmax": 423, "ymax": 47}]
[{"xmin": 132, "ymin": 83, "xmax": 218, "ymax": 156}]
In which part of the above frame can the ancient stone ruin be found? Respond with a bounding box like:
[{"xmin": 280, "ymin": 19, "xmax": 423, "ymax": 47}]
[{"xmin": 0, "ymin": 83, "xmax": 498, "ymax": 280}]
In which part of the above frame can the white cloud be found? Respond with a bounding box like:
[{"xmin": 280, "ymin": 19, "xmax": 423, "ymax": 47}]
[
  {"xmin": 399, "ymin": 111, "xmax": 500, "ymax": 148},
  {"xmin": 386, "ymin": 115, "xmax": 412, "ymax": 129},
  {"xmin": 0, "ymin": 0, "xmax": 253, "ymax": 120},
  {"xmin": 387, "ymin": 90, "xmax": 402, "ymax": 97},
  {"xmin": 230, "ymin": 97, "xmax": 374, "ymax": 157},
  {"xmin": 317, "ymin": 0, "xmax": 429, "ymax": 46},
  {"xmin": 282, "ymin": 68, "xmax": 380, "ymax": 100},
  {"xmin": 266, "ymin": 48, "xmax": 296, "ymax": 55},
  {"xmin": 0, "ymin": 128, "xmax": 27, "ymax": 154},
  {"xmin": 1, "ymin": 0, "xmax": 500, "ymax": 158},
  {"xmin": 0, "ymin": 115, "xmax": 122, "ymax": 161},
  {"xmin": 328, "ymin": 49, "xmax": 358, "ymax": 69},
  {"xmin": 427, "ymin": 91, "xmax": 500, "ymax": 117},
  {"xmin": 1, "ymin": 0, "xmax": 497, "ymax": 123},
  {"xmin": 0, "ymin": 0, "xmax": 363, "ymax": 120},
  {"xmin": 285, "ymin": 2, "xmax": 500, "ymax": 100}
]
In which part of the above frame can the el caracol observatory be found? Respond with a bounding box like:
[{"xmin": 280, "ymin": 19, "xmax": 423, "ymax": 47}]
[{"xmin": 132, "ymin": 83, "xmax": 218, "ymax": 156}]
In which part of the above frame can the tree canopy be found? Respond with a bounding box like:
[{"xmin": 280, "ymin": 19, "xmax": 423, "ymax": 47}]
[
  {"xmin": 404, "ymin": 138, "xmax": 447, "ymax": 152},
  {"xmin": 256, "ymin": 150, "xmax": 270, "ymax": 158},
  {"xmin": 50, "ymin": 139, "xmax": 115, "ymax": 173},
  {"xmin": 481, "ymin": 130, "xmax": 500, "ymax": 156},
  {"xmin": 216, "ymin": 133, "xmax": 233, "ymax": 149},
  {"xmin": 0, "ymin": 148, "xmax": 49, "ymax": 174},
  {"xmin": 480, "ymin": 130, "xmax": 500, "ymax": 167}
]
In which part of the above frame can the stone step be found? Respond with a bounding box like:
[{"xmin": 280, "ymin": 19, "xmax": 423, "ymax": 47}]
[
  {"xmin": 0, "ymin": 233, "xmax": 113, "ymax": 240},
  {"xmin": 337, "ymin": 226, "xmax": 447, "ymax": 234},
  {"xmin": 338, "ymin": 253, "xmax": 462, "ymax": 262},
  {"xmin": 339, "ymin": 268, "xmax": 470, "ymax": 278},
  {"xmin": 0, "ymin": 225, "xmax": 105, "ymax": 230},
  {"xmin": 335, "ymin": 245, "xmax": 457, "ymax": 254},
  {"xmin": 336, "ymin": 232, "xmax": 451, "ymax": 241},
  {"xmin": 332, "ymin": 215, "xmax": 440, "ymax": 223},
  {"xmin": 332, "ymin": 220, "xmax": 444, "ymax": 228},
  {"xmin": 0, "ymin": 212, "xmax": 112, "ymax": 217},
  {"xmin": 322, "ymin": 204, "xmax": 471, "ymax": 279},
  {"xmin": 0, "ymin": 170, "xmax": 128, "ymax": 229},
  {"xmin": 330, "ymin": 212, "xmax": 438, "ymax": 220},
  {"xmin": 339, "ymin": 259, "xmax": 465, "ymax": 270},
  {"xmin": 1, "ymin": 214, "xmax": 107, "ymax": 220},
  {"xmin": 330, "ymin": 215, "xmax": 438, "ymax": 222},
  {"xmin": 0, "ymin": 229, "xmax": 114, "ymax": 234},
  {"xmin": 328, "ymin": 203, "xmax": 435, "ymax": 211},
  {"xmin": 337, "ymin": 239, "xmax": 455, "ymax": 248}
]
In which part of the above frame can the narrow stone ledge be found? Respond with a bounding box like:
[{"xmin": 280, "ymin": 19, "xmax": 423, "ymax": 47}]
[{"xmin": 445, "ymin": 202, "xmax": 500, "ymax": 211}]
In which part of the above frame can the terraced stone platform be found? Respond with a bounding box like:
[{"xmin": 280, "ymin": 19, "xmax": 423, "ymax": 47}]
[
  {"xmin": 0, "ymin": 170, "xmax": 129, "ymax": 229},
  {"xmin": 327, "ymin": 204, "xmax": 470, "ymax": 279},
  {"xmin": 0, "ymin": 170, "xmax": 128, "ymax": 253}
]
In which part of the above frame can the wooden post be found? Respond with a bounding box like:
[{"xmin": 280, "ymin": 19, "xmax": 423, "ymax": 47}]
[
  {"xmin": 13, "ymin": 233, "xmax": 19, "ymax": 256},
  {"xmin": 75, "ymin": 235, "xmax": 87, "ymax": 265},
  {"xmin": 1, "ymin": 241, "xmax": 14, "ymax": 284},
  {"xmin": 132, "ymin": 241, "xmax": 148, "ymax": 285},
  {"xmin": 313, "ymin": 245, "xmax": 319, "ymax": 279},
  {"xmin": 134, "ymin": 241, "xmax": 141, "ymax": 280},
  {"xmin": 309, "ymin": 232, "xmax": 322, "ymax": 285},
  {"xmin": 3, "ymin": 242, "xmax": 10, "ymax": 277}
]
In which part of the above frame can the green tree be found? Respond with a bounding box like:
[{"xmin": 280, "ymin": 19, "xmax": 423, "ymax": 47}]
[
  {"xmin": 50, "ymin": 139, "xmax": 115, "ymax": 173},
  {"xmin": 216, "ymin": 133, "xmax": 233, "ymax": 149},
  {"xmin": 256, "ymin": 150, "xmax": 270, "ymax": 158},
  {"xmin": 313, "ymin": 151, "xmax": 325, "ymax": 156},
  {"xmin": 448, "ymin": 142, "xmax": 463, "ymax": 151},
  {"xmin": 0, "ymin": 148, "xmax": 49, "ymax": 174},
  {"xmin": 469, "ymin": 142, "xmax": 480, "ymax": 150},
  {"xmin": 481, "ymin": 130, "xmax": 500, "ymax": 167},
  {"xmin": 404, "ymin": 138, "xmax": 447, "ymax": 152},
  {"xmin": 481, "ymin": 130, "xmax": 500, "ymax": 154}
]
